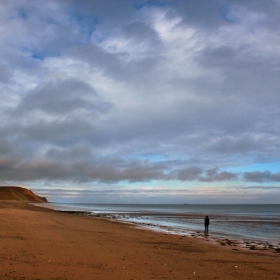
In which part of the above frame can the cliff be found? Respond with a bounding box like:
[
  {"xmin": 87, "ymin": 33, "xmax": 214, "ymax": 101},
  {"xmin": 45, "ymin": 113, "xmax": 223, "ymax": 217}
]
[{"xmin": 0, "ymin": 186, "xmax": 48, "ymax": 202}]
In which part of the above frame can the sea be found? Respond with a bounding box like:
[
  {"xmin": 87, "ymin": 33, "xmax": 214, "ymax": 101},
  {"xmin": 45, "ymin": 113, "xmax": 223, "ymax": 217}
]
[{"xmin": 39, "ymin": 203, "xmax": 280, "ymax": 247}]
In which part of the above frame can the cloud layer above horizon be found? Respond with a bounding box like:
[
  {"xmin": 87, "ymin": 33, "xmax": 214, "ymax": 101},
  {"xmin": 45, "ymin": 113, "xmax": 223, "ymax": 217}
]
[{"xmin": 1, "ymin": 0, "xmax": 280, "ymax": 202}]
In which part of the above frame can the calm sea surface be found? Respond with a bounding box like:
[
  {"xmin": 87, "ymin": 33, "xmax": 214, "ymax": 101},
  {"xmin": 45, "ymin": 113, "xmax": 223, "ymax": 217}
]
[{"xmin": 42, "ymin": 203, "xmax": 280, "ymax": 245}]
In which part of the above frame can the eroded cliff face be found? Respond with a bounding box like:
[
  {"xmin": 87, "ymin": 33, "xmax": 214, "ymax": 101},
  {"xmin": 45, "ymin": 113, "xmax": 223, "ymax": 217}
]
[{"xmin": 0, "ymin": 186, "xmax": 48, "ymax": 202}]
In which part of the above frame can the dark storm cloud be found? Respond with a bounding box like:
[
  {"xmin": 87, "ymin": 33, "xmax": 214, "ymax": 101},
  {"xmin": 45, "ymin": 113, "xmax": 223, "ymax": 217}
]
[
  {"xmin": 16, "ymin": 79, "xmax": 111, "ymax": 116},
  {"xmin": 171, "ymin": 167, "xmax": 237, "ymax": 182},
  {"xmin": 0, "ymin": 156, "xmax": 166, "ymax": 183},
  {"xmin": 174, "ymin": 167, "xmax": 203, "ymax": 181},
  {"xmin": 1, "ymin": 78, "xmax": 113, "ymax": 148},
  {"xmin": 243, "ymin": 171, "xmax": 280, "ymax": 183},
  {"xmin": 0, "ymin": 153, "xmax": 239, "ymax": 183},
  {"xmin": 199, "ymin": 168, "xmax": 237, "ymax": 182}
]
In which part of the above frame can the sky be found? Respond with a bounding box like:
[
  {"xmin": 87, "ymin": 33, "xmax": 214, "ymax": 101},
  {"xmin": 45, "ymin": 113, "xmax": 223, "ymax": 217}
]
[{"xmin": 0, "ymin": 0, "xmax": 280, "ymax": 203}]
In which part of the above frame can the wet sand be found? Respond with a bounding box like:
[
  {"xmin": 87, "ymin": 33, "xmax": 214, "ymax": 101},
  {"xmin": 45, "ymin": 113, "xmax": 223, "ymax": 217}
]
[{"xmin": 0, "ymin": 201, "xmax": 279, "ymax": 280}]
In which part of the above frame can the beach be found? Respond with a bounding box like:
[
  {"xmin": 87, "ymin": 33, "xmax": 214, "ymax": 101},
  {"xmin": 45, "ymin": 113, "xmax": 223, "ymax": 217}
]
[{"xmin": 0, "ymin": 201, "xmax": 279, "ymax": 280}]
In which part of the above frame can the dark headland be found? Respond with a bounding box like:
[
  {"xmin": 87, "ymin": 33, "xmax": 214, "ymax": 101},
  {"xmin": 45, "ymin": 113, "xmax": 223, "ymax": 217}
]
[{"xmin": 0, "ymin": 186, "xmax": 48, "ymax": 202}]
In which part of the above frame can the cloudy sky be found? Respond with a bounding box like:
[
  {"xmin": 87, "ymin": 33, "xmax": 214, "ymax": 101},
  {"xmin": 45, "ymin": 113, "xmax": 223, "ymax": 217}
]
[{"xmin": 1, "ymin": 0, "xmax": 280, "ymax": 203}]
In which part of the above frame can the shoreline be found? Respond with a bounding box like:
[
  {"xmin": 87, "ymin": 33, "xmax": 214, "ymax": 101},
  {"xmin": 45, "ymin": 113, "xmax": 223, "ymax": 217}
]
[
  {"xmin": 1, "ymin": 201, "xmax": 279, "ymax": 279},
  {"xmin": 69, "ymin": 210, "xmax": 280, "ymax": 254},
  {"xmin": 34, "ymin": 203, "xmax": 280, "ymax": 254}
]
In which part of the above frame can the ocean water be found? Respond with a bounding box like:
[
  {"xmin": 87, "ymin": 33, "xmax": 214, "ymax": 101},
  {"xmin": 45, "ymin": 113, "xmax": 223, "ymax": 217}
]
[{"xmin": 42, "ymin": 203, "xmax": 280, "ymax": 246}]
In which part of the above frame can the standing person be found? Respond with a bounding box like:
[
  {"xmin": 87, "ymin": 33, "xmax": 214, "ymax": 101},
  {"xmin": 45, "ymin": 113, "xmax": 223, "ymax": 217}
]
[{"xmin": 204, "ymin": 216, "xmax": 210, "ymax": 233}]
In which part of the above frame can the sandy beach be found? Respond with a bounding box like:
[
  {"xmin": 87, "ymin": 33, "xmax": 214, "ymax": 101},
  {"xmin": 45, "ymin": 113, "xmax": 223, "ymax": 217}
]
[{"xmin": 0, "ymin": 201, "xmax": 279, "ymax": 280}]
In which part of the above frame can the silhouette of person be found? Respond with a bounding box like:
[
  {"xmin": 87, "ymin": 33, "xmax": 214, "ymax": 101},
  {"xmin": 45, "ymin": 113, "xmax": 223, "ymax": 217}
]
[{"xmin": 204, "ymin": 216, "xmax": 209, "ymax": 233}]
